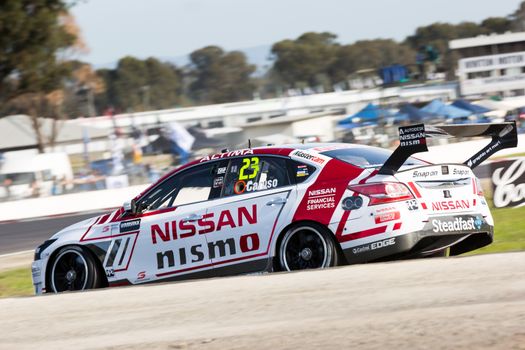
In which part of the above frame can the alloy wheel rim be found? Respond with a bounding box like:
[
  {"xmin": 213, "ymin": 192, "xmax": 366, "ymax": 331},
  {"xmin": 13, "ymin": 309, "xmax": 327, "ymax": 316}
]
[
  {"xmin": 281, "ymin": 227, "xmax": 329, "ymax": 271},
  {"xmin": 51, "ymin": 250, "xmax": 89, "ymax": 292}
]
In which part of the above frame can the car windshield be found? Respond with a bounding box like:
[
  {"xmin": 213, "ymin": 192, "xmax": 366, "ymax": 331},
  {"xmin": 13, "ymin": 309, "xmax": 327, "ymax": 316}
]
[
  {"xmin": 322, "ymin": 146, "xmax": 427, "ymax": 168},
  {"xmin": 0, "ymin": 172, "xmax": 36, "ymax": 185}
]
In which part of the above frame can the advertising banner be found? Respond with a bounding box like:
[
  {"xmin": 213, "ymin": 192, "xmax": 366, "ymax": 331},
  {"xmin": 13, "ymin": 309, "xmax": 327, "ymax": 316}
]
[{"xmin": 491, "ymin": 157, "xmax": 525, "ymax": 208}]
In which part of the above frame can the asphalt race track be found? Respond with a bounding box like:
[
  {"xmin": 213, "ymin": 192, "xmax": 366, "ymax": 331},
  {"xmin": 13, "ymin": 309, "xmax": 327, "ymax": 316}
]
[
  {"xmin": 0, "ymin": 252, "xmax": 524, "ymax": 349},
  {"xmin": 0, "ymin": 211, "xmax": 106, "ymax": 255}
]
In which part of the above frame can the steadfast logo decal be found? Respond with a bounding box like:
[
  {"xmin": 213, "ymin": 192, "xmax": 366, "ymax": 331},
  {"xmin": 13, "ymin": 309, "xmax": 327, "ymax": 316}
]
[{"xmin": 431, "ymin": 217, "xmax": 483, "ymax": 233}]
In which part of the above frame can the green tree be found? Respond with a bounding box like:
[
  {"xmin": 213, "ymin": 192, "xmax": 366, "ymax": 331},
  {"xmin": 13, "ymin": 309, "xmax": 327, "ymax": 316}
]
[
  {"xmin": 481, "ymin": 17, "xmax": 513, "ymax": 34},
  {"xmin": 405, "ymin": 22, "xmax": 486, "ymax": 78},
  {"xmin": 189, "ymin": 46, "xmax": 256, "ymax": 104},
  {"xmin": 271, "ymin": 32, "xmax": 339, "ymax": 88},
  {"xmin": 0, "ymin": 0, "xmax": 76, "ymax": 103},
  {"xmin": 62, "ymin": 60, "xmax": 105, "ymax": 118},
  {"xmin": 96, "ymin": 56, "xmax": 182, "ymax": 112},
  {"xmin": 0, "ymin": 0, "xmax": 78, "ymax": 152},
  {"xmin": 511, "ymin": 1, "xmax": 525, "ymax": 31},
  {"xmin": 329, "ymin": 39, "xmax": 415, "ymax": 83}
]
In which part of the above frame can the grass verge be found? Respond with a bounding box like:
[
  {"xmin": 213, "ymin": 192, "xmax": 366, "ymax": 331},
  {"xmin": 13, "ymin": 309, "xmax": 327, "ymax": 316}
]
[
  {"xmin": 470, "ymin": 205, "xmax": 525, "ymax": 254},
  {"xmin": 0, "ymin": 267, "xmax": 33, "ymax": 298}
]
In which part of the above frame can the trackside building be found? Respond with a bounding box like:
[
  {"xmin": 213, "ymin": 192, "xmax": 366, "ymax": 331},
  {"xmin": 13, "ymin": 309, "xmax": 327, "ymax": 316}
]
[{"xmin": 450, "ymin": 32, "xmax": 525, "ymax": 97}]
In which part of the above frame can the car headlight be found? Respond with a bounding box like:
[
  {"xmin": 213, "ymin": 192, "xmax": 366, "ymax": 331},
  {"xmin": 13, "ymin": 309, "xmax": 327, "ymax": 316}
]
[{"xmin": 34, "ymin": 239, "xmax": 57, "ymax": 261}]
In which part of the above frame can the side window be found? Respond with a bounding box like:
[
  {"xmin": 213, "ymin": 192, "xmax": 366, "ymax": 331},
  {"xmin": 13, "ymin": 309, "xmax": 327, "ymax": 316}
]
[
  {"xmin": 138, "ymin": 161, "xmax": 226, "ymax": 211},
  {"xmin": 288, "ymin": 160, "xmax": 316, "ymax": 184},
  {"xmin": 222, "ymin": 156, "xmax": 291, "ymax": 197}
]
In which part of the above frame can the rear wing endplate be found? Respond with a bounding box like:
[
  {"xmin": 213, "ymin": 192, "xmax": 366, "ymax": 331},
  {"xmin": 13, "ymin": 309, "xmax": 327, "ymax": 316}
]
[{"xmin": 378, "ymin": 122, "xmax": 518, "ymax": 175}]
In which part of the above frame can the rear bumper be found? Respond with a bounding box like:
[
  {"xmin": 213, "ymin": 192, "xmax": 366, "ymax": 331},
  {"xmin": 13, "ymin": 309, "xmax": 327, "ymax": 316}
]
[{"xmin": 342, "ymin": 215, "xmax": 493, "ymax": 264}]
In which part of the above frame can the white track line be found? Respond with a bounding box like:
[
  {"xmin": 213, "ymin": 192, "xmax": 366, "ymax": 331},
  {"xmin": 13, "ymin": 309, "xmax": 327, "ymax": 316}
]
[{"xmin": 0, "ymin": 250, "xmax": 34, "ymax": 258}]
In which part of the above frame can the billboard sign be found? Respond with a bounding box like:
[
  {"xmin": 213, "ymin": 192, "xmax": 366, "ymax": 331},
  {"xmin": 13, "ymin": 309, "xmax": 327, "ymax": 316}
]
[{"xmin": 491, "ymin": 158, "xmax": 525, "ymax": 208}]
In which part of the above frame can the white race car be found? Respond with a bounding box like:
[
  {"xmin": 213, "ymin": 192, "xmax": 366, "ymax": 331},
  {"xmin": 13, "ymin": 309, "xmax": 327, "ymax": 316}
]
[{"xmin": 31, "ymin": 122, "xmax": 517, "ymax": 294}]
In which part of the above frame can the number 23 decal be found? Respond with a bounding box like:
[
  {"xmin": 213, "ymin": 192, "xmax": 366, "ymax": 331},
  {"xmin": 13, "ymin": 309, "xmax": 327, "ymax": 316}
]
[{"xmin": 239, "ymin": 157, "xmax": 260, "ymax": 180}]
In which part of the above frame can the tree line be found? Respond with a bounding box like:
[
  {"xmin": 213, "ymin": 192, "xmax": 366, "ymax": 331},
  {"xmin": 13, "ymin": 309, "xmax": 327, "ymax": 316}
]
[{"xmin": 2, "ymin": 0, "xmax": 525, "ymax": 128}]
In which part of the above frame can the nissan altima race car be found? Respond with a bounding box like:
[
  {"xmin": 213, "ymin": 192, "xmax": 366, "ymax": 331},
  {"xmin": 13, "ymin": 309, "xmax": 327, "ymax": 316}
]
[{"xmin": 31, "ymin": 122, "xmax": 517, "ymax": 294}]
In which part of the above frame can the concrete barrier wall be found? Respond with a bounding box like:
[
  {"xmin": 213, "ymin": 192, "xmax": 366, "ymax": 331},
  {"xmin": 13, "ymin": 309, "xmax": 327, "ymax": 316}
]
[{"xmin": 0, "ymin": 185, "xmax": 147, "ymax": 222}]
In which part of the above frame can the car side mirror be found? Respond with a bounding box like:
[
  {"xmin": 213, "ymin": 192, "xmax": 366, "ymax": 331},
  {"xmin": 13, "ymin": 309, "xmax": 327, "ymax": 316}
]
[
  {"xmin": 123, "ymin": 201, "xmax": 132, "ymax": 213},
  {"xmin": 123, "ymin": 199, "xmax": 138, "ymax": 215}
]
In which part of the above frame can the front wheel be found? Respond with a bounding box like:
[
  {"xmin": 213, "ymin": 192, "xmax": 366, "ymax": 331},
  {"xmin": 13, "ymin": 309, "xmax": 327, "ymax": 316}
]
[
  {"xmin": 278, "ymin": 223, "xmax": 340, "ymax": 271},
  {"xmin": 49, "ymin": 246, "xmax": 102, "ymax": 293}
]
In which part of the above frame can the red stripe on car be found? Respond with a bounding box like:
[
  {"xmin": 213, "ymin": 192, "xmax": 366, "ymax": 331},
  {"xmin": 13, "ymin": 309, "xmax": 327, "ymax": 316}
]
[
  {"xmin": 98, "ymin": 213, "xmax": 111, "ymax": 224},
  {"xmin": 338, "ymin": 225, "xmax": 388, "ymax": 243},
  {"xmin": 407, "ymin": 182, "xmax": 422, "ymax": 198},
  {"xmin": 292, "ymin": 160, "xmax": 363, "ymax": 226}
]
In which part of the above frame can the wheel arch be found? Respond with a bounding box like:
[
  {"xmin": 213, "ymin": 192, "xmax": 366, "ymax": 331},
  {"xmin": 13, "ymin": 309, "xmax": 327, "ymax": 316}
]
[
  {"xmin": 271, "ymin": 219, "xmax": 346, "ymax": 270},
  {"xmin": 45, "ymin": 243, "xmax": 108, "ymax": 293}
]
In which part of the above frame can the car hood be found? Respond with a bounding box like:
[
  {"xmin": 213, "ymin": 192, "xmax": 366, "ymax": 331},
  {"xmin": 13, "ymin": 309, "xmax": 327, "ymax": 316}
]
[{"xmin": 50, "ymin": 215, "xmax": 100, "ymax": 240}]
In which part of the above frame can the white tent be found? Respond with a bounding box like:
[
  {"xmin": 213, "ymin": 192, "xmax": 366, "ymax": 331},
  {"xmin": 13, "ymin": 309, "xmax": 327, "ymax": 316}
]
[{"xmin": 473, "ymin": 100, "xmax": 514, "ymax": 119}]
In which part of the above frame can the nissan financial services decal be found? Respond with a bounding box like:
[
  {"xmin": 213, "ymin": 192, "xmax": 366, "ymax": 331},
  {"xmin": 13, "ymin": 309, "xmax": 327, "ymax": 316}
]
[{"xmin": 491, "ymin": 157, "xmax": 525, "ymax": 208}]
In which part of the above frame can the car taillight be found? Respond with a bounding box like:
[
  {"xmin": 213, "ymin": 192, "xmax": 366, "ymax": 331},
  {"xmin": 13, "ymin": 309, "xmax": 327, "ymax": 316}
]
[
  {"xmin": 348, "ymin": 182, "xmax": 414, "ymax": 205},
  {"xmin": 475, "ymin": 178, "xmax": 484, "ymax": 196}
]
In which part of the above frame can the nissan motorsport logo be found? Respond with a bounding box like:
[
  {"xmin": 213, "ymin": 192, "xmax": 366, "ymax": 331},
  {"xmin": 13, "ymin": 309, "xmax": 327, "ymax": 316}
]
[
  {"xmin": 432, "ymin": 217, "xmax": 483, "ymax": 233},
  {"xmin": 151, "ymin": 205, "xmax": 261, "ymax": 270}
]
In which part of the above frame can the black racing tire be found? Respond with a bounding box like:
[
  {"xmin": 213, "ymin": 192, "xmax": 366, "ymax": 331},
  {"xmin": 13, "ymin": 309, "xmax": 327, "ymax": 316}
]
[
  {"xmin": 48, "ymin": 246, "xmax": 103, "ymax": 293},
  {"xmin": 277, "ymin": 223, "xmax": 340, "ymax": 272}
]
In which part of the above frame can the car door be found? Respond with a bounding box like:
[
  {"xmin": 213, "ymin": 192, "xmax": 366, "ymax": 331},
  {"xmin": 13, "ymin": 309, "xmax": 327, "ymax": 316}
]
[
  {"xmin": 121, "ymin": 161, "xmax": 227, "ymax": 284},
  {"xmin": 202, "ymin": 155, "xmax": 297, "ymax": 275}
]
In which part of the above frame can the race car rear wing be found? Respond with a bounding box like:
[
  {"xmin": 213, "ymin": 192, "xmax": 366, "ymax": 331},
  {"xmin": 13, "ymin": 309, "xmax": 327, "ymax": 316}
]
[{"xmin": 378, "ymin": 121, "xmax": 518, "ymax": 175}]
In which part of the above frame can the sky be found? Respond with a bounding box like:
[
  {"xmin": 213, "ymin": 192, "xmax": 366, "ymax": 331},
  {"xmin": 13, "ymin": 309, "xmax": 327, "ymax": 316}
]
[{"xmin": 71, "ymin": 0, "xmax": 523, "ymax": 67}]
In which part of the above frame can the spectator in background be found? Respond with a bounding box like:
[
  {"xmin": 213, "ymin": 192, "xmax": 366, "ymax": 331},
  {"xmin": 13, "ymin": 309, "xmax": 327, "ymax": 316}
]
[
  {"xmin": 2, "ymin": 177, "xmax": 12, "ymax": 201},
  {"xmin": 132, "ymin": 143, "xmax": 145, "ymax": 177},
  {"xmin": 30, "ymin": 179, "xmax": 40, "ymax": 198},
  {"xmin": 51, "ymin": 176, "xmax": 63, "ymax": 196},
  {"xmin": 165, "ymin": 122, "xmax": 195, "ymax": 165},
  {"xmin": 145, "ymin": 164, "xmax": 160, "ymax": 184},
  {"xmin": 91, "ymin": 170, "xmax": 106, "ymax": 190}
]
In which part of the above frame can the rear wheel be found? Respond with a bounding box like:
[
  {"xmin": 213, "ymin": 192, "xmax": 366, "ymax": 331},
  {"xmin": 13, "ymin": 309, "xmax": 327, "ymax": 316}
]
[
  {"xmin": 49, "ymin": 246, "xmax": 102, "ymax": 293},
  {"xmin": 278, "ymin": 223, "xmax": 339, "ymax": 271}
]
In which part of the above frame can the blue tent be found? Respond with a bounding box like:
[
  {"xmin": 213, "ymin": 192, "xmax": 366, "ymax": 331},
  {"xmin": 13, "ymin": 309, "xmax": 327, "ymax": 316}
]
[
  {"xmin": 395, "ymin": 103, "xmax": 436, "ymax": 123},
  {"xmin": 451, "ymin": 99, "xmax": 491, "ymax": 114},
  {"xmin": 337, "ymin": 121, "xmax": 378, "ymax": 129},
  {"xmin": 421, "ymin": 100, "xmax": 472, "ymax": 119},
  {"xmin": 338, "ymin": 103, "xmax": 394, "ymax": 125}
]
